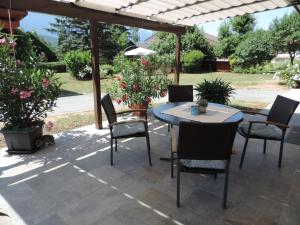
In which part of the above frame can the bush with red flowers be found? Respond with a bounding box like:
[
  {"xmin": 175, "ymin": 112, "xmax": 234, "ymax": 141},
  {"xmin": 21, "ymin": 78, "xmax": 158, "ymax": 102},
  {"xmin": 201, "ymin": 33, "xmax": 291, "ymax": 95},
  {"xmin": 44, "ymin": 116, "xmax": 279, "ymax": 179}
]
[
  {"xmin": 0, "ymin": 32, "xmax": 61, "ymax": 130},
  {"xmin": 109, "ymin": 56, "xmax": 171, "ymax": 106}
]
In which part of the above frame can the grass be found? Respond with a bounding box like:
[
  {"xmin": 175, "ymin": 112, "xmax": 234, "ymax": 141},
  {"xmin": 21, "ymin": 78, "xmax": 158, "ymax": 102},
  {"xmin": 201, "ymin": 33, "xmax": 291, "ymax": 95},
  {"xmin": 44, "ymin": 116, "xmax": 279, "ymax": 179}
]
[
  {"xmin": 57, "ymin": 72, "xmax": 287, "ymax": 97},
  {"xmin": 176, "ymin": 72, "xmax": 287, "ymax": 90},
  {"xmin": 56, "ymin": 73, "xmax": 112, "ymax": 96}
]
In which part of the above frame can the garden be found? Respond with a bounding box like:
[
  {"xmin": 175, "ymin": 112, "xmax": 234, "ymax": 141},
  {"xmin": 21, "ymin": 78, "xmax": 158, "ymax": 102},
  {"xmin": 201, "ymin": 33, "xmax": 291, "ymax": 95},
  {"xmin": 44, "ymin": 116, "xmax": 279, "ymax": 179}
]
[{"xmin": 1, "ymin": 13, "xmax": 300, "ymax": 150}]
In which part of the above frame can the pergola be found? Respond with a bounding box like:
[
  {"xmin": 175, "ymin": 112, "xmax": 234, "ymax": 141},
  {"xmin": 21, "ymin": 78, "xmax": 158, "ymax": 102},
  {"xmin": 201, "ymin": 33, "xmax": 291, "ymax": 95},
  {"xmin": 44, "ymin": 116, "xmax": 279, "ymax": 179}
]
[{"xmin": 0, "ymin": 0, "xmax": 299, "ymax": 129}]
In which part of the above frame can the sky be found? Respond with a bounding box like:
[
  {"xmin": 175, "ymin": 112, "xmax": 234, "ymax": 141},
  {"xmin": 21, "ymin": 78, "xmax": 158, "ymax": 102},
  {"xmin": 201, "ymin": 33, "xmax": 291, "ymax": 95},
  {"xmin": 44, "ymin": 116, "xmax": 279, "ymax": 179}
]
[{"xmin": 20, "ymin": 6, "xmax": 295, "ymax": 42}]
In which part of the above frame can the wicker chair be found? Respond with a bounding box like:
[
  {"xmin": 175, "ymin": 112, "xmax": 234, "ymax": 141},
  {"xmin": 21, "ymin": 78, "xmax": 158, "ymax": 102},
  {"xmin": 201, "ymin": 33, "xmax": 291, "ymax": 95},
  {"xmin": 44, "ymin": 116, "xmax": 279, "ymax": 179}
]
[
  {"xmin": 175, "ymin": 121, "xmax": 240, "ymax": 209},
  {"xmin": 101, "ymin": 94, "xmax": 152, "ymax": 166},
  {"xmin": 238, "ymin": 95, "xmax": 299, "ymax": 168}
]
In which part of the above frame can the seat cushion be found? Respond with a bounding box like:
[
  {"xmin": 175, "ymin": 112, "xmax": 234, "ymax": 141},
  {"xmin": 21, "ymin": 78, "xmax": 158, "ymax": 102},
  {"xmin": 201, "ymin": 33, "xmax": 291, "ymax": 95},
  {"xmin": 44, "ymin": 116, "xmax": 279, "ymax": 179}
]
[
  {"xmin": 112, "ymin": 121, "xmax": 145, "ymax": 137},
  {"xmin": 181, "ymin": 159, "xmax": 226, "ymax": 170},
  {"xmin": 240, "ymin": 121, "xmax": 282, "ymax": 139}
]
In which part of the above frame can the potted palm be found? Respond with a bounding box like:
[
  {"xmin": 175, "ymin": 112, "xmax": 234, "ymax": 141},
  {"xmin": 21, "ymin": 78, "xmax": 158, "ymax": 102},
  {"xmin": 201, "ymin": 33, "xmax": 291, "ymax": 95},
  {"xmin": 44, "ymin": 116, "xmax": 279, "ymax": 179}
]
[
  {"xmin": 109, "ymin": 56, "xmax": 170, "ymax": 115},
  {"xmin": 0, "ymin": 33, "xmax": 61, "ymax": 154}
]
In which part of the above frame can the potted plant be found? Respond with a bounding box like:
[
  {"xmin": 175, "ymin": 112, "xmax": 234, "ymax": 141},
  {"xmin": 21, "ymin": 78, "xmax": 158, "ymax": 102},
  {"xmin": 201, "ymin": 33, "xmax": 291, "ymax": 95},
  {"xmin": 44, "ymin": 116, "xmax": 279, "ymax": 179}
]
[
  {"xmin": 109, "ymin": 55, "xmax": 171, "ymax": 115},
  {"xmin": 197, "ymin": 98, "xmax": 208, "ymax": 113},
  {"xmin": 0, "ymin": 33, "xmax": 61, "ymax": 154},
  {"xmin": 194, "ymin": 78, "xmax": 234, "ymax": 105}
]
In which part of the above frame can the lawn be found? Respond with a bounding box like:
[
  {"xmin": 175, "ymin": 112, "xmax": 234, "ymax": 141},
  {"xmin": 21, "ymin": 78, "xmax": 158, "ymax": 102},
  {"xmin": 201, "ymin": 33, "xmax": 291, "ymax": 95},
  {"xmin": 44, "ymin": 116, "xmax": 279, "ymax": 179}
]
[
  {"xmin": 177, "ymin": 72, "xmax": 286, "ymax": 90},
  {"xmin": 56, "ymin": 73, "xmax": 112, "ymax": 96},
  {"xmin": 57, "ymin": 72, "xmax": 286, "ymax": 97}
]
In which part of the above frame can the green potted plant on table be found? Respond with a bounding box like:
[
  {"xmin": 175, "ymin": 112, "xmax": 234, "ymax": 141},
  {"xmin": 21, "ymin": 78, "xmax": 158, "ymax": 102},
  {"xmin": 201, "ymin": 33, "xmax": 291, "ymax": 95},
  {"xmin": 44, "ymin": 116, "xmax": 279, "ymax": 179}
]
[
  {"xmin": 109, "ymin": 56, "xmax": 171, "ymax": 115},
  {"xmin": 197, "ymin": 98, "xmax": 208, "ymax": 113},
  {"xmin": 0, "ymin": 33, "xmax": 61, "ymax": 154},
  {"xmin": 194, "ymin": 78, "xmax": 234, "ymax": 105}
]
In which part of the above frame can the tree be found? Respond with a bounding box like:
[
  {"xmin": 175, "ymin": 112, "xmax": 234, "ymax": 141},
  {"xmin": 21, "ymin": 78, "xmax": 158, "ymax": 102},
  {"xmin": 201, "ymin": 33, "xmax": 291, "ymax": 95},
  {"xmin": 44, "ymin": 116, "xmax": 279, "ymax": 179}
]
[
  {"xmin": 233, "ymin": 30, "xmax": 275, "ymax": 68},
  {"xmin": 214, "ymin": 15, "xmax": 256, "ymax": 59},
  {"xmin": 150, "ymin": 26, "xmax": 215, "ymax": 59},
  {"xmin": 270, "ymin": 12, "xmax": 300, "ymax": 64},
  {"xmin": 231, "ymin": 14, "xmax": 256, "ymax": 35},
  {"xmin": 47, "ymin": 17, "xmax": 134, "ymax": 63}
]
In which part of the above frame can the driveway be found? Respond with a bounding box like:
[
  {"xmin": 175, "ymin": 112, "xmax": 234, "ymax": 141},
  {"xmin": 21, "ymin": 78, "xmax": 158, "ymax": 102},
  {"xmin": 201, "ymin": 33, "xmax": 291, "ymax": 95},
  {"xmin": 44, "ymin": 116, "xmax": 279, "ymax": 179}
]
[{"xmin": 50, "ymin": 89, "xmax": 288, "ymax": 115}]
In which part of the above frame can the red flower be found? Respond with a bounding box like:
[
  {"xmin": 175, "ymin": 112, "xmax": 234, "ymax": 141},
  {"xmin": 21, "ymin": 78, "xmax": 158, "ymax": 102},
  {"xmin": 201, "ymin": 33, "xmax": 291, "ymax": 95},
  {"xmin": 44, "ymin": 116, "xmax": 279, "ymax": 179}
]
[
  {"xmin": 115, "ymin": 75, "xmax": 122, "ymax": 81},
  {"xmin": 160, "ymin": 90, "xmax": 167, "ymax": 97},
  {"xmin": 122, "ymin": 94, "xmax": 129, "ymax": 101},
  {"xmin": 119, "ymin": 82, "xmax": 127, "ymax": 88},
  {"xmin": 115, "ymin": 98, "xmax": 122, "ymax": 104},
  {"xmin": 141, "ymin": 58, "xmax": 149, "ymax": 67},
  {"xmin": 144, "ymin": 96, "xmax": 152, "ymax": 104},
  {"xmin": 42, "ymin": 79, "xmax": 51, "ymax": 88},
  {"xmin": 0, "ymin": 38, "xmax": 6, "ymax": 45},
  {"xmin": 131, "ymin": 83, "xmax": 140, "ymax": 92},
  {"xmin": 11, "ymin": 87, "xmax": 19, "ymax": 95},
  {"xmin": 20, "ymin": 90, "xmax": 33, "ymax": 100}
]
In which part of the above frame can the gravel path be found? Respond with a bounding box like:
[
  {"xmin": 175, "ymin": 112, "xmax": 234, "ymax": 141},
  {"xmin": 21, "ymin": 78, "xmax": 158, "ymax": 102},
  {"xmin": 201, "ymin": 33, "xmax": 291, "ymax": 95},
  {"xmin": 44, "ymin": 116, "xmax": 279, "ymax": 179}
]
[{"xmin": 50, "ymin": 89, "xmax": 288, "ymax": 115}]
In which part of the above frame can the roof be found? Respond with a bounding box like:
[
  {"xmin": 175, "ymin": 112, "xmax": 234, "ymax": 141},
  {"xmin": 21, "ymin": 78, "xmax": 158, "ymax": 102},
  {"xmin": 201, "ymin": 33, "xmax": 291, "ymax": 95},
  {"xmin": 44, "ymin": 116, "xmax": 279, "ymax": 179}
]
[
  {"xmin": 63, "ymin": 0, "xmax": 297, "ymax": 26},
  {"xmin": 0, "ymin": 0, "xmax": 299, "ymax": 34},
  {"xmin": 138, "ymin": 32, "xmax": 217, "ymax": 48}
]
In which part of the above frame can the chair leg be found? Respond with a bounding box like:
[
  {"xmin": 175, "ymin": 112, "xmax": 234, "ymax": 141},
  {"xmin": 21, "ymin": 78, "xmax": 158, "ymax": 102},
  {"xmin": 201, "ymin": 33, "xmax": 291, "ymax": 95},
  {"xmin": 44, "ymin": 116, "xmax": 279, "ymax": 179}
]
[
  {"xmin": 110, "ymin": 138, "xmax": 114, "ymax": 166},
  {"xmin": 263, "ymin": 139, "xmax": 267, "ymax": 154},
  {"xmin": 223, "ymin": 164, "xmax": 230, "ymax": 209},
  {"xmin": 115, "ymin": 139, "xmax": 118, "ymax": 152},
  {"xmin": 146, "ymin": 133, "xmax": 152, "ymax": 166},
  {"xmin": 176, "ymin": 160, "xmax": 181, "ymax": 208},
  {"xmin": 239, "ymin": 137, "xmax": 249, "ymax": 169},
  {"xmin": 168, "ymin": 123, "xmax": 170, "ymax": 132},
  {"xmin": 214, "ymin": 174, "xmax": 218, "ymax": 180},
  {"xmin": 171, "ymin": 152, "xmax": 174, "ymax": 178},
  {"xmin": 278, "ymin": 139, "xmax": 284, "ymax": 168}
]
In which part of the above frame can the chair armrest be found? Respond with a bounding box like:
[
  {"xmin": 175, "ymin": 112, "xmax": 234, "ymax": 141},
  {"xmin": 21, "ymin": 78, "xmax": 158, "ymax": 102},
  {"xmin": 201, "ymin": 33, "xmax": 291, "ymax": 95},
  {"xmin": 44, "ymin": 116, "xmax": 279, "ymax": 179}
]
[
  {"xmin": 108, "ymin": 119, "xmax": 147, "ymax": 128},
  {"xmin": 249, "ymin": 120, "xmax": 289, "ymax": 129},
  {"xmin": 242, "ymin": 110, "xmax": 268, "ymax": 116}
]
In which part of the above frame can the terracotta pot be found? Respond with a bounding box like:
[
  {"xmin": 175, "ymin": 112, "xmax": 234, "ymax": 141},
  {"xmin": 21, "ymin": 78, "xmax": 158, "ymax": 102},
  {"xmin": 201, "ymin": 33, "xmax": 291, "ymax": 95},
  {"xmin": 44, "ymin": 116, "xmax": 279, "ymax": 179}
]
[{"xmin": 129, "ymin": 103, "xmax": 148, "ymax": 116}]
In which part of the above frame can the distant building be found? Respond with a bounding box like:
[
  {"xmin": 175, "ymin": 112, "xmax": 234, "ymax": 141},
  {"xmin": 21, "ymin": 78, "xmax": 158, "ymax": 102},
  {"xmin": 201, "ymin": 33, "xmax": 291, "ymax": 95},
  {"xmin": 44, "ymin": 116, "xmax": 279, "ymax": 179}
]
[
  {"xmin": 137, "ymin": 32, "xmax": 218, "ymax": 48},
  {"xmin": 271, "ymin": 53, "xmax": 300, "ymax": 63},
  {"xmin": 0, "ymin": 9, "xmax": 27, "ymax": 33}
]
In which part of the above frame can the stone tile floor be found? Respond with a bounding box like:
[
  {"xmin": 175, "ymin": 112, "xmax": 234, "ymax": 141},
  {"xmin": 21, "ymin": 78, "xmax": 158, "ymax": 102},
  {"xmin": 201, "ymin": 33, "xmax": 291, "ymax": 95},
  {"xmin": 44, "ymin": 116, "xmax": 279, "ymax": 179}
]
[{"xmin": 0, "ymin": 114, "xmax": 300, "ymax": 225}]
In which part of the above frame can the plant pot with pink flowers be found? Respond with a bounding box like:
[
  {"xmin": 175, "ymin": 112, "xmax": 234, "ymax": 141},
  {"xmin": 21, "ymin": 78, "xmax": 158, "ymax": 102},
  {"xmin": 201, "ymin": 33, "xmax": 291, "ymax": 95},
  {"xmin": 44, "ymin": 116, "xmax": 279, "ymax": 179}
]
[
  {"xmin": 109, "ymin": 55, "xmax": 171, "ymax": 116},
  {"xmin": 0, "ymin": 32, "xmax": 61, "ymax": 154}
]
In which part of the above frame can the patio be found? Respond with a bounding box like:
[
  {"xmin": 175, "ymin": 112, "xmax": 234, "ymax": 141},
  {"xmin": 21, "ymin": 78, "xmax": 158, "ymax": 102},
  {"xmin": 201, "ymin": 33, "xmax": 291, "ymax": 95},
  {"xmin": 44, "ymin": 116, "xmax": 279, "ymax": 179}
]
[{"xmin": 1, "ymin": 102, "xmax": 300, "ymax": 225}]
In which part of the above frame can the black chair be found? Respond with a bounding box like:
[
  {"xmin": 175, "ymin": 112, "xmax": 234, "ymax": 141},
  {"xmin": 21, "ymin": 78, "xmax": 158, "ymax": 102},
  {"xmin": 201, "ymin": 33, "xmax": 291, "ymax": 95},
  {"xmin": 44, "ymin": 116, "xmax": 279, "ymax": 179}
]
[
  {"xmin": 167, "ymin": 85, "xmax": 193, "ymax": 132},
  {"xmin": 238, "ymin": 95, "xmax": 299, "ymax": 168},
  {"xmin": 175, "ymin": 121, "xmax": 240, "ymax": 209},
  {"xmin": 168, "ymin": 85, "xmax": 194, "ymax": 103},
  {"xmin": 101, "ymin": 94, "xmax": 152, "ymax": 166}
]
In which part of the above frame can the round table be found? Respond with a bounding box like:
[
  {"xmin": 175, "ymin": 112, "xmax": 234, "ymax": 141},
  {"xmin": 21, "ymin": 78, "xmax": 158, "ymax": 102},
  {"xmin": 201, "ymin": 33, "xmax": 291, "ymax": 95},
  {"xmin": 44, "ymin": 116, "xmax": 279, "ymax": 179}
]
[{"xmin": 153, "ymin": 102, "xmax": 244, "ymax": 125}]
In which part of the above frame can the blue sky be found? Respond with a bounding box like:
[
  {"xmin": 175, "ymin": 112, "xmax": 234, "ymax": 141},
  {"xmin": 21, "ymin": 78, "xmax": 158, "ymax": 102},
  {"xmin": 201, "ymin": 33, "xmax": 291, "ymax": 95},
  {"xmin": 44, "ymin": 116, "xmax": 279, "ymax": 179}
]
[{"xmin": 20, "ymin": 6, "xmax": 295, "ymax": 42}]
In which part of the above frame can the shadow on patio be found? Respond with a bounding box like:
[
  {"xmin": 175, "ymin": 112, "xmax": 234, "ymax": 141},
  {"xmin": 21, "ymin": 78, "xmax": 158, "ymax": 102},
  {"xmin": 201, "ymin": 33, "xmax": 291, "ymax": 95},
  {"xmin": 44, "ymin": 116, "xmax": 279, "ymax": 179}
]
[{"xmin": 0, "ymin": 112, "xmax": 300, "ymax": 225}]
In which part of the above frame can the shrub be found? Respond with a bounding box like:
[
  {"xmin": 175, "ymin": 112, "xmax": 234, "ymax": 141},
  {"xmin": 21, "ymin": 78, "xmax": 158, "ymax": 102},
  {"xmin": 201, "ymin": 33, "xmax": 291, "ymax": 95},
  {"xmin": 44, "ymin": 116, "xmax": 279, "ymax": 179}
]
[
  {"xmin": 108, "ymin": 57, "xmax": 171, "ymax": 106},
  {"xmin": 194, "ymin": 78, "xmax": 234, "ymax": 104},
  {"xmin": 183, "ymin": 50, "xmax": 205, "ymax": 73},
  {"xmin": 274, "ymin": 63, "xmax": 300, "ymax": 87},
  {"xmin": 100, "ymin": 64, "xmax": 114, "ymax": 78},
  {"xmin": 233, "ymin": 30, "xmax": 275, "ymax": 69},
  {"xmin": 39, "ymin": 61, "xmax": 66, "ymax": 73},
  {"xmin": 0, "ymin": 33, "xmax": 61, "ymax": 130},
  {"xmin": 64, "ymin": 50, "xmax": 91, "ymax": 79}
]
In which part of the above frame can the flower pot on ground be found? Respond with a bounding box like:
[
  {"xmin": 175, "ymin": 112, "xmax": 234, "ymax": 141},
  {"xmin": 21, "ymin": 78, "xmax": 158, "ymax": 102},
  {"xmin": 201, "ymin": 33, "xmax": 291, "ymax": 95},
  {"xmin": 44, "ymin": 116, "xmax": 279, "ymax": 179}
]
[
  {"xmin": 129, "ymin": 103, "xmax": 148, "ymax": 116},
  {"xmin": 109, "ymin": 55, "xmax": 171, "ymax": 114},
  {"xmin": 0, "ymin": 32, "xmax": 61, "ymax": 154}
]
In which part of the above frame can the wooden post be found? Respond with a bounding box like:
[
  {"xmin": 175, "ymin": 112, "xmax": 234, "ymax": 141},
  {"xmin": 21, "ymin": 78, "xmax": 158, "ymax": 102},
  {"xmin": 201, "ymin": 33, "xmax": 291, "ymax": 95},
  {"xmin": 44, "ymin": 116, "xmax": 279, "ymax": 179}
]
[
  {"xmin": 175, "ymin": 33, "xmax": 181, "ymax": 85},
  {"xmin": 90, "ymin": 20, "xmax": 102, "ymax": 129}
]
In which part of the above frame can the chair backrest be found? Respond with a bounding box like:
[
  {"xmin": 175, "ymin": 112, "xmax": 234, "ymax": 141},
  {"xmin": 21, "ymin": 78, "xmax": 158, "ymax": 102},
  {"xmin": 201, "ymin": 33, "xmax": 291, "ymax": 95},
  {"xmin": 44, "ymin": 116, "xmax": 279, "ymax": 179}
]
[
  {"xmin": 101, "ymin": 94, "xmax": 117, "ymax": 124},
  {"xmin": 177, "ymin": 121, "xmax": 239, "ymax": 160},
  {"xmin": 168, "ymin": 85, "xmax": 193, "ymax": 102},
  {"xmin": 267, "ymin": 95, "xmax": 299, "ymax": 126}
]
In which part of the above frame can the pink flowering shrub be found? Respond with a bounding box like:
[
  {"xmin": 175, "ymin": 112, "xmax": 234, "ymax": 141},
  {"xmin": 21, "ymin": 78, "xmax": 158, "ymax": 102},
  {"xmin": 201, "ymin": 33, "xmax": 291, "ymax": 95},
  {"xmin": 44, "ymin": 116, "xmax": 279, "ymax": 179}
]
[
  {"xmin": 0, "ymin": 32, "xmax": 61, "ymax": 130},
  {"xmin": 108, "ymin": 56, "xmax": 171, "ymax": 106}
]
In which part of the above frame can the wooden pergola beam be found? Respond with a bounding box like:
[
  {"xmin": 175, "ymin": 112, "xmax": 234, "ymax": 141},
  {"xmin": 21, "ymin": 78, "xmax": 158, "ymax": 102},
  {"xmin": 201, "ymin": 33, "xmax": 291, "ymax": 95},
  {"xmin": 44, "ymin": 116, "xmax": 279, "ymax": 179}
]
[
  {"xmin": 90, "ymin": 20, "xmax": 102, "ymax": 129},
  {"xmin": 0, "ymin": 0, "xmax": 185, "ymax": 34}
]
